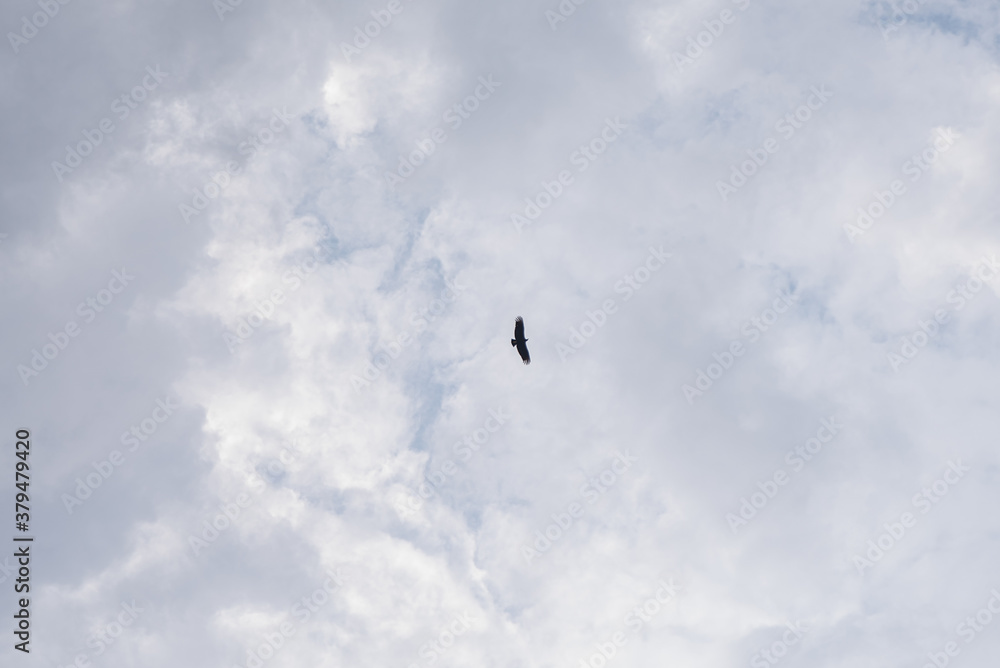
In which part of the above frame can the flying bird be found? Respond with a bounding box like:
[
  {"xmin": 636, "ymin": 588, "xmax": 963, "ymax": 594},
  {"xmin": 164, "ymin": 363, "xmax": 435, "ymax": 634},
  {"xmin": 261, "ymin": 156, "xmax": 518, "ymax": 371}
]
[{"xmin": 512, "ymin": 316, "xmax": 530, "ymax": 365}]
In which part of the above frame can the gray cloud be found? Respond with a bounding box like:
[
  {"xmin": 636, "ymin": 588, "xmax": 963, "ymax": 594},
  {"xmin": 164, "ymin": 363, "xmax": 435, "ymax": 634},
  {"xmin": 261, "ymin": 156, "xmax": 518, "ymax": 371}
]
[{"xmin": 2, "ymin": 0, "xmax": 1000, "ymax": 666}]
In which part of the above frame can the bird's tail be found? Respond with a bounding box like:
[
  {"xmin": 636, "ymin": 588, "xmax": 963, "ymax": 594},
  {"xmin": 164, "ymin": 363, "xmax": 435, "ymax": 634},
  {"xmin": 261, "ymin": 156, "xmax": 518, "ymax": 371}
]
[{"xmin": 511, "ymin": 339, "xmax": 517, "ymax": 347}]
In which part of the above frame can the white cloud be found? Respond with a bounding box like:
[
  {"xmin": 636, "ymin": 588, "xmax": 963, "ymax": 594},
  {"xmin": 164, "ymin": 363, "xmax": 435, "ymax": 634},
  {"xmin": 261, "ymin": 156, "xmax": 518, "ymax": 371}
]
[{"xmin": 4, "ymin": 0, "xmax": 1000, "ymax": 666}]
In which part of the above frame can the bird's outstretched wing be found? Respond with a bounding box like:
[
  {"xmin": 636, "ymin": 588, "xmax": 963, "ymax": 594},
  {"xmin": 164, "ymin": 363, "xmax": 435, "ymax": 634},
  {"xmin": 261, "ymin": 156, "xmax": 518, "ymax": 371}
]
[
  {"xmin": 516, "ymin": 340, "xmax": 530, "ymax": 365},
  {"xmin": 514, "ymin": 316, "xmax": 525, "ymax": 341}
]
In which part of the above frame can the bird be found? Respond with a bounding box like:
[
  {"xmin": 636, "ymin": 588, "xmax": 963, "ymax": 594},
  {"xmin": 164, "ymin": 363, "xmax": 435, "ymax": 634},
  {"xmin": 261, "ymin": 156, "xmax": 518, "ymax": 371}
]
[{"xmin": 511, "ymin": 316, "xmax": 530, "ymax": 365}]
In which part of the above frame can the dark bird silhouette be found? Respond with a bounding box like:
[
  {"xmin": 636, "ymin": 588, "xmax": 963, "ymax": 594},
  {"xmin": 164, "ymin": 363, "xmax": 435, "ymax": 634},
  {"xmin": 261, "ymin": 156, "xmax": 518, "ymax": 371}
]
[{"xmin": 512, "ymin": 316, "xmax": 530, "ymax": 365}]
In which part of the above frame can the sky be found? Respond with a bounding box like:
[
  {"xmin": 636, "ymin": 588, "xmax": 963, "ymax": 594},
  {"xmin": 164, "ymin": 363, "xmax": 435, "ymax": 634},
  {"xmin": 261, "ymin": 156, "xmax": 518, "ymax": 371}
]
[{"xmin": 2, "ymin": 0, "xmax": 1000, "ymax": 667}]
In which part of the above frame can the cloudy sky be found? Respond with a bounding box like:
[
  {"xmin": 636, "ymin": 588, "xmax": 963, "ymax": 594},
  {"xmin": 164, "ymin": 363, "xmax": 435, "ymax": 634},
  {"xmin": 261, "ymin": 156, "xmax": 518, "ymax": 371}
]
[{"xmin": 3, "ymin": 0, "xmax": 1000, "ymax": 666}]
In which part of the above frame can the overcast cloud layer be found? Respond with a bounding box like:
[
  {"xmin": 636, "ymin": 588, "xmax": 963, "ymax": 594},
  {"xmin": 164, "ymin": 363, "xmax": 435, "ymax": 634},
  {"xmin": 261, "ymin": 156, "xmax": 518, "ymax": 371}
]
[{"xmin": 2, "ymin": 0, "xmax": 1000, "ymax": 667}]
